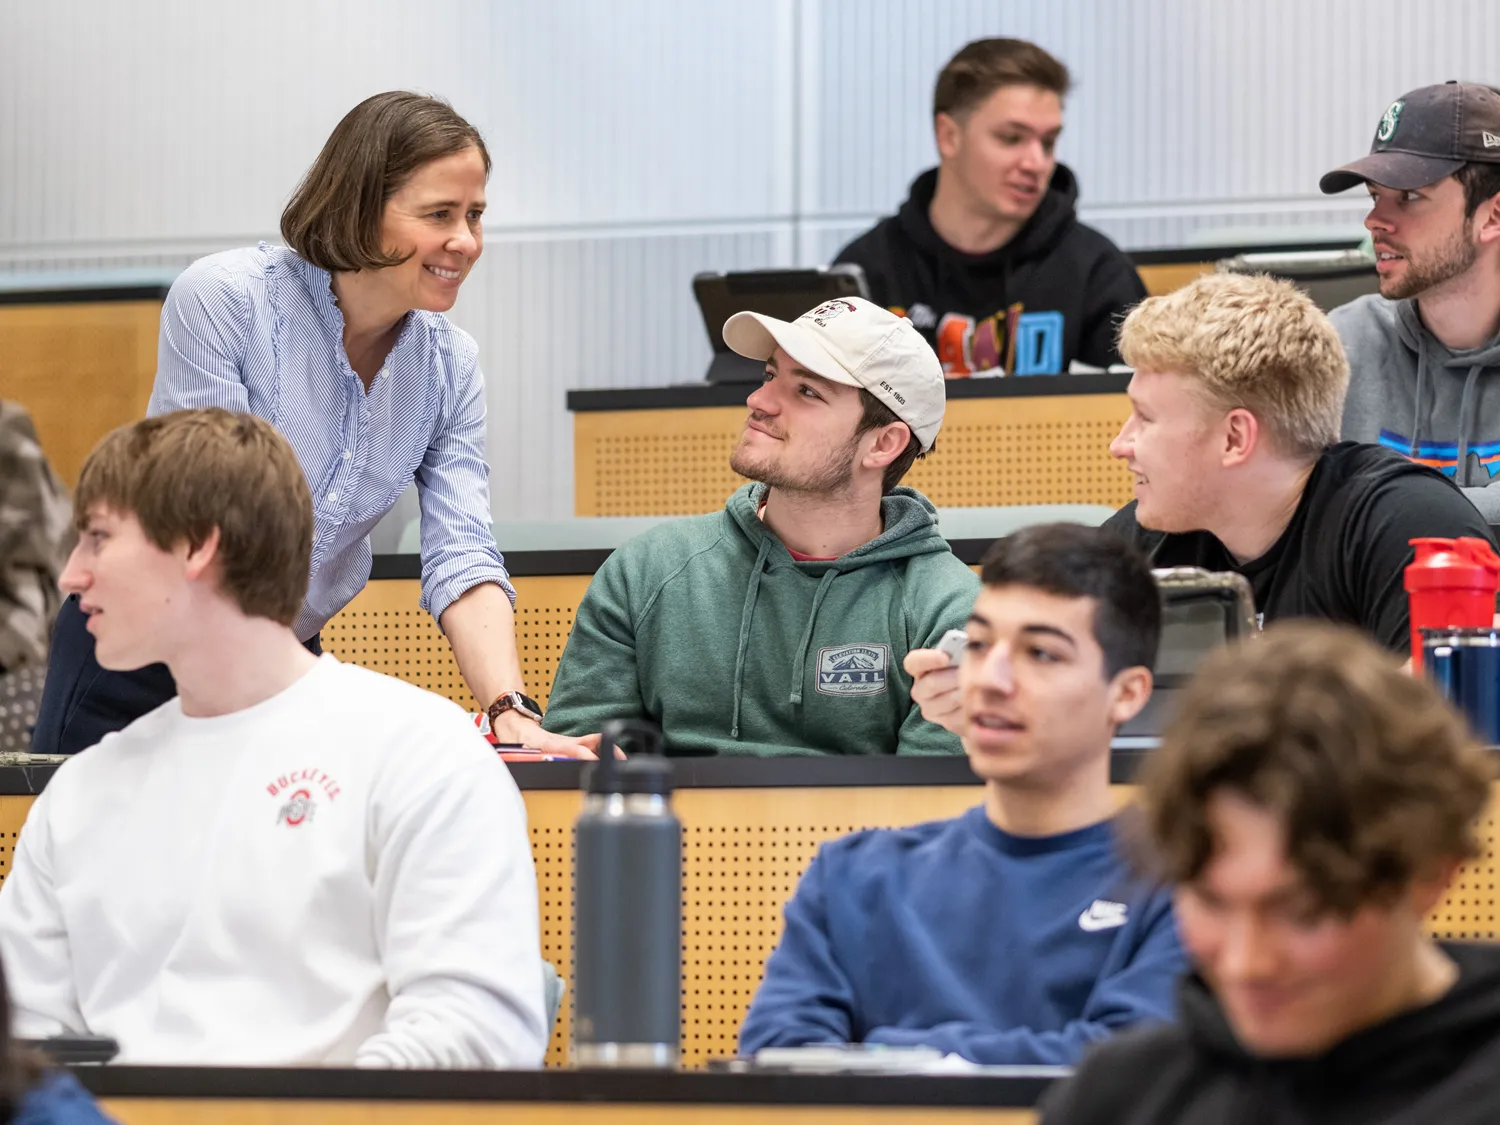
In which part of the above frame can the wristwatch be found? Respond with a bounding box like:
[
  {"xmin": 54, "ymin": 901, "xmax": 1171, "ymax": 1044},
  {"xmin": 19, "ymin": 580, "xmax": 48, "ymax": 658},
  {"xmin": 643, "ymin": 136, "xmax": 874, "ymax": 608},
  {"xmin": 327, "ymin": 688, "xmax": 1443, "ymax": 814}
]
[{"xmin": 487, "ymin": 691, "xmax": 544, "ymax": 727}]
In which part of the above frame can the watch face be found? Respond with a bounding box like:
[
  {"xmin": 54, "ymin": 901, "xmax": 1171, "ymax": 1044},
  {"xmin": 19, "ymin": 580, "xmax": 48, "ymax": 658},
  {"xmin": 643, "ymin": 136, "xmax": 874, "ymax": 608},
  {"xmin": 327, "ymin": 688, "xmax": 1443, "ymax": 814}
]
[{"xmin": 489, "ymin": 693, "xmax": 543, "ymax": 723}]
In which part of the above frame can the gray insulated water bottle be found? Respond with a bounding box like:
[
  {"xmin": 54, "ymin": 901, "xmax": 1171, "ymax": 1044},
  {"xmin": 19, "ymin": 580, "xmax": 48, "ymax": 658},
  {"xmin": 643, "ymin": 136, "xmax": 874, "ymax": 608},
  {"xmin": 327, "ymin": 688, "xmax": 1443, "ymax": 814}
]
[{"xmin": 572, "ymin": 719, "xmax": 681, "ymax": 1067}]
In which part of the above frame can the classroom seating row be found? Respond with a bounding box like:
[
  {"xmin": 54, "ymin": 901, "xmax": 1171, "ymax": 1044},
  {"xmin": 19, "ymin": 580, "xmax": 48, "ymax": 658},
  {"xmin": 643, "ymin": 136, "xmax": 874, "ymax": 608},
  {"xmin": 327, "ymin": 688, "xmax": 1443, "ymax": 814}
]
[{"xmin": 1, "ymin": 759, "xmax": 1497, "ymax": 1073}]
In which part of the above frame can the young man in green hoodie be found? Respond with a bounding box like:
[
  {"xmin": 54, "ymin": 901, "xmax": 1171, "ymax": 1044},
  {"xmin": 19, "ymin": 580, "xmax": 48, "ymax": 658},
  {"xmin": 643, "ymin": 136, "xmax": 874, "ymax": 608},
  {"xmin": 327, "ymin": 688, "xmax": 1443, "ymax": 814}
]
[
  {"xmin": 543, "ymin": 297, "xmax": 979, "ymax": 756},
  {"xmin": 1321, "ymin": 82, "xmax": 1500, "ymax": 523}
]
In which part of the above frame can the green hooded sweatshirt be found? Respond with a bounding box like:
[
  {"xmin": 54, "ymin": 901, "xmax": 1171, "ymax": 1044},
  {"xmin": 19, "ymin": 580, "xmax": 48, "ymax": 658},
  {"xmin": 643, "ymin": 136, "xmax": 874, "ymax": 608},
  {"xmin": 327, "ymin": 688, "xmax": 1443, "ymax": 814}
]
[{"xmin": 544, "ymin": 483, "xmax": 979, "ymax": 757}]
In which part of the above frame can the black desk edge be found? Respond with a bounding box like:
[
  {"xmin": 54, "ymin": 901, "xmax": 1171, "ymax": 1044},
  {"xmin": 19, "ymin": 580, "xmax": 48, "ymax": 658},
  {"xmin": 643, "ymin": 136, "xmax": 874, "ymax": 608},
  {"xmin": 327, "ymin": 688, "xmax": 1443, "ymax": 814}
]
[
  {"xmin": 0, "ymin": 750, "xmax": 1152, "ymax": 797},
  {"xmin": 0, "ymin": 285, "xmax": 173, "ymax": 307},
  {"xmin": 73, "ymin": 1064, "xmax": 1058, "ymax": 1107},
  {"xmin": 567, "ymin": 371, "xmax": 1131, "ymax": 413},
  {"xmin": 372, "ymin": 535, "xmax": 1000, "ymax": 581}
]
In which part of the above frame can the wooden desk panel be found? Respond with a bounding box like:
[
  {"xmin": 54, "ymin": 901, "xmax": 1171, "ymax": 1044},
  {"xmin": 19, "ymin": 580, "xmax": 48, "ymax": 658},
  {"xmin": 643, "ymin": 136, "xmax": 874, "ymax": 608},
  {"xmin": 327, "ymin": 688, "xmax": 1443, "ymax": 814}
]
[
  {"xmin": 4, "ymin": 774, "xmax": 1494, "ymax": 1078},
  {"xmin": 99, "ymin": 1101, "xmax": 1036, "ymax": 1125},
  {"xmin": 527, "ymin": 785, "xmax": 983, "ymax": 1066},
  {"xmin": 320, "ymin": 575, "xmax": 593, "ymax": 712},
  {"xmin": 1137, "ymin": 261, "xmax": 1215, "ymax": 297},
  {"xmin": 574, "ymin": 394, "xmax": 1134, "ymax": 517},
  {"xmin": 0, "ymin": 300, "xmax": 161, "ymax": 487}
]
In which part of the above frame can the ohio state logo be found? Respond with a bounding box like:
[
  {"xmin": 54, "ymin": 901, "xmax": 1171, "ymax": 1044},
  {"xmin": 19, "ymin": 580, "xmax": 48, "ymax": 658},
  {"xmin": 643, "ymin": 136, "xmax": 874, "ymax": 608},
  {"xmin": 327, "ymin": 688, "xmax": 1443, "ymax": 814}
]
[
  {"xmin": 266, "ymin": 767, "xmax": 340, "ymax": 828},
  {"xmin": 278, "ymin": 789, "xmax": 316, "ymax": 827}
]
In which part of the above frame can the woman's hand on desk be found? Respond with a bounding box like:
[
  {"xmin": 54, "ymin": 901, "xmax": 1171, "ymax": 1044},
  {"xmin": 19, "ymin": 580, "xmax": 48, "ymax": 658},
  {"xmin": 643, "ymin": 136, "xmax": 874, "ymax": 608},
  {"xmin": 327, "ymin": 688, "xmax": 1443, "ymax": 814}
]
[
  {"xmin": 904, "ymin": 648, "xmax": 964, "ymax": 736},
  {"xmin": 491, "ymin": 712, "xmax": 602, "ymax": 760}
]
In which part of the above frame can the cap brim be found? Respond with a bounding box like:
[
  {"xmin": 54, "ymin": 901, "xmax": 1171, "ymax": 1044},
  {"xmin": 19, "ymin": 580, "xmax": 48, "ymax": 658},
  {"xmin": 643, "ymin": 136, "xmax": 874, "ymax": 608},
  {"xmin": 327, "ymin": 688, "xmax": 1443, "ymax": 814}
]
[
  {"xmin": 722, "ymin": 312, "xmax": 860, "ymax": 388},
  {"xmin": 1319, "ymin": 151, "xmax": 1466, "ymax": 194}
]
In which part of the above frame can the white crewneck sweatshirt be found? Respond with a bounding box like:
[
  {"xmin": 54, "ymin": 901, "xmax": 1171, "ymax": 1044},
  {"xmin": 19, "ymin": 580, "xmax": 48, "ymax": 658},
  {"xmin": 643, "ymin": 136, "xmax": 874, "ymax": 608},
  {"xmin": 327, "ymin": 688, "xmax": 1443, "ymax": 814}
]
[{"xmin": 0, "ymin": 655, "xmax": 548, "ymax": 1067}]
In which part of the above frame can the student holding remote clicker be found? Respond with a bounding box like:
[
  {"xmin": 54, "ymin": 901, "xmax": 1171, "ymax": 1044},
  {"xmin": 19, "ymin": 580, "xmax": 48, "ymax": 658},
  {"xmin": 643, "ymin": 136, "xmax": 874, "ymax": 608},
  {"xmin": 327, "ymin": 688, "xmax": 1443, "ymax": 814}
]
[
  {"xmin": 544, "ymin": 298, "xmax": 978, "ymax": 757},
  {"xmin": 740, "ymin": 524, "xmax": 1184, "ymax": 1063}
]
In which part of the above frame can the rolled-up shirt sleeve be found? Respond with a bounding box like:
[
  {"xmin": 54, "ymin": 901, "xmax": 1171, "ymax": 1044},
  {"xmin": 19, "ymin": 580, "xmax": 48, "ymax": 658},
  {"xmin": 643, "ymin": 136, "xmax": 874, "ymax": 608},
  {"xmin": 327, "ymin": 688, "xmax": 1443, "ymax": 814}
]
[
  {"xmin": 415, "ymin": 352, "xmax": 515, "ymax": 624},
  {"xmin": 148, "ymin": 258, "xmax": 254, "ymax": 415}
]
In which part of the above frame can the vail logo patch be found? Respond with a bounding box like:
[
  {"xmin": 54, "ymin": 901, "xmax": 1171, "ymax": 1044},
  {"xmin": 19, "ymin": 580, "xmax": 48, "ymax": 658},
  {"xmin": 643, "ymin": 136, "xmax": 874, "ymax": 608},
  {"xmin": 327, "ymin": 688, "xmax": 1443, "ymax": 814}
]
[
  {"xmin": 816, "ymin": 643, "xmax": 889, "ymax": 696},
  {"xmin": 1484, "ymin": 131, "xmax": 1500, "ymax": 149},
  {"xmin": 1078, "ymin": 899, "xmax": 1129, "ymax": 932},
  {"xmin": 804, "ymin": 299, "xmax": 858, "ymax": 328},
  {"xmin": 1376, "ymin": 99, "xmax": 1405, "ymax": 144}
]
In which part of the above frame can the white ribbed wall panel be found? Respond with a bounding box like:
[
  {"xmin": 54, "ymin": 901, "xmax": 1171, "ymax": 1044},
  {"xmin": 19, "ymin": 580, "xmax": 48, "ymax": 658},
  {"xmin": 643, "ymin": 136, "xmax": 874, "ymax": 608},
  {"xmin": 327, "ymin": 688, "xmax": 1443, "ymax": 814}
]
[
  {"xmin": 1, "ymin": 0, "xmax": 1496, "ymax": 520},
  {"xmin": 811, "ymin": 0, "xmax": 1498, "ymax": 253},
  {"xmin": 451, "ymin": 228, "xmax": 784, "ymax": 518}
]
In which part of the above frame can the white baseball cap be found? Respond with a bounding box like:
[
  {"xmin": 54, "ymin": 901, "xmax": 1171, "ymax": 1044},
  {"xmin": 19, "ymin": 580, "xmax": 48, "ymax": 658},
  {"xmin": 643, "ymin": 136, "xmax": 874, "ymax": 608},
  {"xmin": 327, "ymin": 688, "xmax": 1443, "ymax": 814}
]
[{"xmin": 722, "ymin": 296, "xmax": 946, "ymax": 453}]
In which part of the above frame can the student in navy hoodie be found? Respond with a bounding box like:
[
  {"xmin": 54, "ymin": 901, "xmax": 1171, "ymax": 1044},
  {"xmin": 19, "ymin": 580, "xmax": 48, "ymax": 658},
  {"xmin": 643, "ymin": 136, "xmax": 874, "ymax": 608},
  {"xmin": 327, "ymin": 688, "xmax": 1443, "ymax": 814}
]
[
  {"xmin": 738, "ymin": 523, "xmax": 1184, "ymax": 1065},
  {"xmin": 834, "ymin": 38, "xmax": 1145, "ymax": 377},
  {"xmin": 1043, "ymin": 623, "xmax": 1500, "ymax": 1125}
]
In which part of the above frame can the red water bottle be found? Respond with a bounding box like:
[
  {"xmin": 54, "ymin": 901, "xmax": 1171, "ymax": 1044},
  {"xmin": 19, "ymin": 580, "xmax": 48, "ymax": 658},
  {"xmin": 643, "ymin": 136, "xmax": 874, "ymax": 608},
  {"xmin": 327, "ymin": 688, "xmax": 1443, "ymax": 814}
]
[{"xmin": 1404, "ymin": 537, "xmax": 1500, "ymax": 670}]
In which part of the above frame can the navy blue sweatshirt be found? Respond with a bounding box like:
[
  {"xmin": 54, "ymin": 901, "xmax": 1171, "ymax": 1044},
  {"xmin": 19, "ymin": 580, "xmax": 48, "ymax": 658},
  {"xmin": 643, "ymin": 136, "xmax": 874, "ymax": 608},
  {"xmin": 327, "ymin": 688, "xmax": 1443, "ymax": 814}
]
[{"xmin": 739, "ymin": 808, "xmax": 1184, "ymax": 1064}]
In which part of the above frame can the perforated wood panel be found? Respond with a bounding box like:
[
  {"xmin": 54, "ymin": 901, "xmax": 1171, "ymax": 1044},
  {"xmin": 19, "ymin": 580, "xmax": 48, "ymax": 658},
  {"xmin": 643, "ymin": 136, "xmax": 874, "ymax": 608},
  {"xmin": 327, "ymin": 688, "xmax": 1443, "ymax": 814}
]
[
  {"xmin": 574, "ymin": 407, "xmax": 751, "ymax": 517},
  {"xmin": 523, "ymin": 786, "xmax": 983, "ymax": 1068},
  {"xmin": 2, "ymin": 781, "xmax": 1499, "ymax": 1079},
  {"xmin": 0, "ymin": 300, "xmax": 161, "ymax": 487},
  {"xmin": 1428, "ymin": 788, "xmax": 1500, "ymax": 940},
  {"xmin": 0, "ymin": 796, "xmax": 34, "ymax": 886},
  {"xmin": 901, "ymin": 395, "xmax": 1134, "ymax": 507},
  {"xmin": 319, "ymin": 575, "xmax": 592, "ymax": 711},
  {"xmin": 574, "ymin": 394, "xmax": 1134, "ymax": 516}
]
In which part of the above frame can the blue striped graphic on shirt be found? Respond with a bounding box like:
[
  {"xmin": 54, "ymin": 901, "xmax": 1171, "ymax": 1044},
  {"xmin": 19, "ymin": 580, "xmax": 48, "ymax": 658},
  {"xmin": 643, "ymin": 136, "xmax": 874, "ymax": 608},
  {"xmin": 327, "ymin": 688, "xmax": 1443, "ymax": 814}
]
[{"xmin": 1377, "ymin": 428, "xmax": 1500, "ymax": 480}]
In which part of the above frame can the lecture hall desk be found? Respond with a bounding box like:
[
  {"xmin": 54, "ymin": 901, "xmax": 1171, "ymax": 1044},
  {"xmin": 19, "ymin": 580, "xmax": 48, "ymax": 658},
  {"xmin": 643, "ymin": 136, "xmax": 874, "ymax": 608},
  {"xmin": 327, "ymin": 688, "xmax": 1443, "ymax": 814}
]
[
  {"xmin": 75, "ymin": 1065, "xmax": 1053, "ymax": 1124},
  {"xmin": 3, "ymin": 749, "xmax": 1497, "ymax": 1079},
  {"xmin": 563, "ymin": 243, "xmax": 1368, "ymax": 520}
]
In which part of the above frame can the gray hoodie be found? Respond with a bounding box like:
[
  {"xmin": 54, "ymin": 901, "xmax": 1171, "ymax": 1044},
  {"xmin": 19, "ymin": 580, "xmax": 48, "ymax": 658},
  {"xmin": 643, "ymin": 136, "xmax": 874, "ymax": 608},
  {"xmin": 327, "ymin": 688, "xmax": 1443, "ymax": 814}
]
[{"xmin": 1334, "ymin": 294, "xmax": 1500, "ymax": 521}]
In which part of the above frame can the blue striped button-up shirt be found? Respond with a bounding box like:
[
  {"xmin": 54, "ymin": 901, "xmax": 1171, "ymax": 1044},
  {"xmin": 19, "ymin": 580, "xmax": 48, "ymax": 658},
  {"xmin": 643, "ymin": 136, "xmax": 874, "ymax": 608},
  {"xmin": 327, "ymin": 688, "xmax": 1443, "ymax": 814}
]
[{"xmin": 147, "ymin": 243, "xmax": 513, "ymax": 641}]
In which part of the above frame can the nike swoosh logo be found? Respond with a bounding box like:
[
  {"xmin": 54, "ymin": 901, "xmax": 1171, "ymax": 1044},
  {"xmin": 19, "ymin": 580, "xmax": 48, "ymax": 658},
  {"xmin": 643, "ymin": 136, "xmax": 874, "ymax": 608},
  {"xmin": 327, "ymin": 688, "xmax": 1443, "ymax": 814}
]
[{"xmin": 1078, "ymin": 900, "xmax": 1129, "ymax": 932}]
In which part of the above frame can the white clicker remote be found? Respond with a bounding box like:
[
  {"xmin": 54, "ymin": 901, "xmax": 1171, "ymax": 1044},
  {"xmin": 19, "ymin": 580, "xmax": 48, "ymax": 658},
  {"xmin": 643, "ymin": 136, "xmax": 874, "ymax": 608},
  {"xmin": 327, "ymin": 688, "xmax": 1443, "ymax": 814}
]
[{"xmin": 935, "ymin": 628, "xmax": 969, "ymax": 666}]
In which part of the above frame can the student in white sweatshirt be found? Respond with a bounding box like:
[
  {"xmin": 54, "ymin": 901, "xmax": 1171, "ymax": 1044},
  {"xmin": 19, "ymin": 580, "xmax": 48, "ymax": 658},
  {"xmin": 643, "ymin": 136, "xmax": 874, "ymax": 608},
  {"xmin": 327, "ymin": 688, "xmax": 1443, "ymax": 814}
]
[{"xmin": 0, "ymin": 408, "xmax": 549, "ymax": 1068}]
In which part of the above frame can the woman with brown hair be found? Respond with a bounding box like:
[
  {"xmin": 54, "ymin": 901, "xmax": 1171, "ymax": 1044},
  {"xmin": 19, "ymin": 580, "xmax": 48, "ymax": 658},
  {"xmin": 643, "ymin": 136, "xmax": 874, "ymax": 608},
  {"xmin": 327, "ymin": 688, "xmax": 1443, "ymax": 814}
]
[{"xmin": 31, "ymin": 92, "xmax": 595, "ymax": 761}]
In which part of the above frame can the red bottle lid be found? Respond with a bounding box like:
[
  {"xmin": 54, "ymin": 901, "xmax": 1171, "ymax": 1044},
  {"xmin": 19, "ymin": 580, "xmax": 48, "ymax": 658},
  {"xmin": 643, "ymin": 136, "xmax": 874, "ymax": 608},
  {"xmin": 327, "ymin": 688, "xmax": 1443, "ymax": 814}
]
[{"xmin": 1404, "ymin": 537, "xmax": 1500, "ymax": 593}]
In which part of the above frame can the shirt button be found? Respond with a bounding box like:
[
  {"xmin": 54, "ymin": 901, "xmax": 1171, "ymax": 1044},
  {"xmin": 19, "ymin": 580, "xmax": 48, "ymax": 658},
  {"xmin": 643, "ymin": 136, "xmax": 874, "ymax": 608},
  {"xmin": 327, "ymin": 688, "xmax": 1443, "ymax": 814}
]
[
  {"xmin": 342, "ymin": 450, "xmax": 351, "ymax": 461},
  {"xmin": 327, "ymin": 490, "xmax": 338, "ymax": 502},
  {"xmin": 379, "ymin": 369, "xmax": 389, "ymax": 379}
]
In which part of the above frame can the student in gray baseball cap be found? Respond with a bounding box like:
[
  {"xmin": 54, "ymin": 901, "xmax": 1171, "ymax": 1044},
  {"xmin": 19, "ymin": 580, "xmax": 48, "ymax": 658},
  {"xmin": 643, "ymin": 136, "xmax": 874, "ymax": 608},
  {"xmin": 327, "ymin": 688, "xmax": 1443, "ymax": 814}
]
[{"xmin": 1321, "ymin": 82, "xmax": 1500, "ymax": 522}]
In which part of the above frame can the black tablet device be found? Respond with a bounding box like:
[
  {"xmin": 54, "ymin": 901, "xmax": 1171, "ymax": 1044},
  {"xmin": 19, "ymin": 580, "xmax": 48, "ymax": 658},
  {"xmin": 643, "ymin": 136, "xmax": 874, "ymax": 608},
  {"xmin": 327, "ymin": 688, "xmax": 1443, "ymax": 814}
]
[{"xmin": 692, "ymin": 264, "xmax": 870, "ymax": 384}]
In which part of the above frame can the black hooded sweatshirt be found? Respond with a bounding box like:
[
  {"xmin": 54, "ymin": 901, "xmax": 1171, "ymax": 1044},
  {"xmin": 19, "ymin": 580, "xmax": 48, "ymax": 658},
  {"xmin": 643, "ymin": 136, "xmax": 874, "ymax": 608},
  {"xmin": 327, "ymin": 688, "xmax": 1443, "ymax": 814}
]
[
  {"xmin": 1039, "ymin": 941, "xmax": 1500, "ymax": 1125},
  {"xmin": 833, "ymin": 165, "xmax": 1146, "ymax": 375}
]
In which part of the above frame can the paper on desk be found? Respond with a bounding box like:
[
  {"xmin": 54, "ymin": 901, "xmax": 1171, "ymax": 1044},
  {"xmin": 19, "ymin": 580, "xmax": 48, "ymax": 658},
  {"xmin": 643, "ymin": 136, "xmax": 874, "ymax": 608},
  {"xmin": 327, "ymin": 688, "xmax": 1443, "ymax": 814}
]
[{"xmin": 919, "ymin": 1055, "xmax": 1075, "ymax": 1078}]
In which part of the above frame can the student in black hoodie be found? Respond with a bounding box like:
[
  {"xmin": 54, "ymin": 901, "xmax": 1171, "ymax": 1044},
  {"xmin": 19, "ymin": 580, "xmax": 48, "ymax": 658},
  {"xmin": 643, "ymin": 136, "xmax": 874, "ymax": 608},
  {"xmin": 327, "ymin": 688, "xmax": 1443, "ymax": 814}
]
[
  {"xmin": 834, "ymin": 38, "xmax": 1145, "ymax": 377},
  {"xmin": 1041, "ymin": 622, "xmax": 1500, "ymax": 1125}
]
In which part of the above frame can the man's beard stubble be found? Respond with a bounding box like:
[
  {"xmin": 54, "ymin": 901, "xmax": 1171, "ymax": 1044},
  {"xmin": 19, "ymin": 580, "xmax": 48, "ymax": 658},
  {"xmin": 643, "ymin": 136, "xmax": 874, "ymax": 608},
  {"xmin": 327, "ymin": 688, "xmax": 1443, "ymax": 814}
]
[
  {"xmin": 1382, "ymin": 220, "xmax": 1478, "ymax": 301},
  {"xmin": 729, "ymin": 421, "xmax": 862, "ymax": 495}
]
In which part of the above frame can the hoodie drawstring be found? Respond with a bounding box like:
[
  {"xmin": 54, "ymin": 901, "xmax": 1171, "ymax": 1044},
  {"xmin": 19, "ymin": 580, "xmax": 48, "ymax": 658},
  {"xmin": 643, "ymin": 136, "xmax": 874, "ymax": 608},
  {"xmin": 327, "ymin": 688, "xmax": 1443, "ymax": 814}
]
[
  {"xmin": 1456, "ymin": 364, "xmax": 1483, "ymax": 486},
  {"xmin": 1409, "ymin": 347, "xmax": 1428, "ymax": 462},
  {"xmin": 728, "ymin": 537, "xmax": 773, "ymax": 740},
  {"xmin": 788, "ymin": 567, "xmax": 840, "ymax": 706}
]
